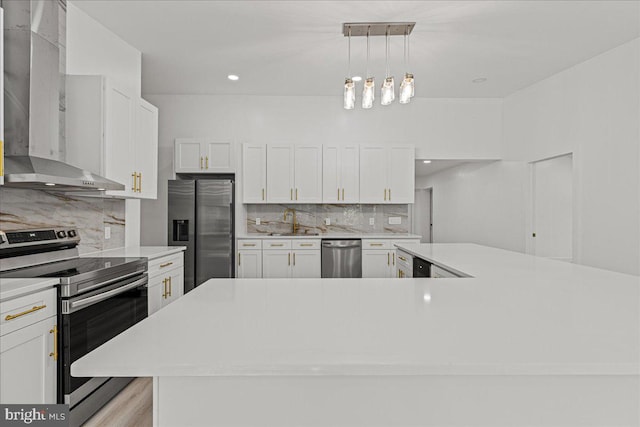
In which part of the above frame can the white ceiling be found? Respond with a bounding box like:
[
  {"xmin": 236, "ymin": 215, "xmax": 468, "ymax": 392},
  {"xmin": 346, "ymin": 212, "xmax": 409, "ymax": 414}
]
[
  {"xmin": 72, "ymin": 1, "xmax": 640, "ymax": 97},
  {"xmin": 415, "ymin": 159, "xmax": 493, "ymax": 177}
]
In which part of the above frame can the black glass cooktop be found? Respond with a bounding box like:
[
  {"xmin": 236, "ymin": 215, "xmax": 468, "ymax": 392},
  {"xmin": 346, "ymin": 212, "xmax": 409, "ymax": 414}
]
[{"xmin": 0, "ymin": 257, "xmax": 145, "ymax": 280}]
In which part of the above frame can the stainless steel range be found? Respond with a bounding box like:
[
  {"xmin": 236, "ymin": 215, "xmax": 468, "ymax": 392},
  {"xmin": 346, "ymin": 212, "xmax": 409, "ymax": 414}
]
[{"xmin": 0, "ymin": 228, "xmax": 148, "ymax": 427}]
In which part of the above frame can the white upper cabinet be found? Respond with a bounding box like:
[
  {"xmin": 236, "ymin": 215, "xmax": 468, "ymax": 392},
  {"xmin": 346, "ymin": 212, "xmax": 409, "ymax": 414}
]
[
  {"xmin": 360, "ymin": 145, "xmax": 414, "ymax": 203},
  {"xmin": 66, "ymin": 75, "xmax": 159, "ymax": 199},
  {"xmin": 242, "ymin": 144, "xmax": 267, "ymax": 203},
  {"xmin": 266, "ymin": 144, "xmax": 322, "ymax": 203},
  {"xmin": 293, "ymin": 145, "xmax": 322, "ymax": 203},
  {"xmin": 266, "ymin": 144, "xmax": 294, "ymax": 203},
  {"xmin": 174, "ymin": 139, "xmax": 235, "ymax": 173},
  {"xmin": 323, "ymin": 145, "xmax": 359, "ymax": 203}
]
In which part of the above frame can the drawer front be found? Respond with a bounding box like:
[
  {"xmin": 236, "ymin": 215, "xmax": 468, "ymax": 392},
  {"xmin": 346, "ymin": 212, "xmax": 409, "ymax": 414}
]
[
  {"xmin": 292, "ymin": 239, "xmax": 320, "ymax": 250},
  {"xmin": 238, "ymin": 239, "xmax": 263, "ymax": 250},
  {"xmin": 148, "ymin": 252, "xmax": 184, "ymax": 277},
  {"xmin": 392, "ymin": 239, "xmax": 421, "ymax": 247},
  {"xmin": 431, "ymin": 265, "xmax": 460, "ymax": 278},
  {"xmin": 362, "ymin": 239, "xmax": 391, "ymax": 250},
  {"xmin": 1, "ymin": 288, "xmax": 56, "ymax": 337},
  {"xmin": 263, "ymin": 240, "xmax": 292, "ymax": 250},
  {"xmin": 396, "ymin": 250, "xmax": 413, "ymax": 268}
]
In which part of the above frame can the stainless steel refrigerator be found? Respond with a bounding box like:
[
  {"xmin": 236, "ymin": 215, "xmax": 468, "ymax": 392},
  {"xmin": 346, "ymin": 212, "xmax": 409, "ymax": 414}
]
[{"xmin": 168, "ymin": 179, "xmax": 235, "ymax": 292}]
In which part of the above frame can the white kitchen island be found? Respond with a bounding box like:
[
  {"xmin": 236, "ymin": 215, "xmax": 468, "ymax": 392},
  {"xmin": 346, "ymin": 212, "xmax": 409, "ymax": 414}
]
[{"xmin": 72, "ymin": 244, "xmax": 639, "ymax": 426}]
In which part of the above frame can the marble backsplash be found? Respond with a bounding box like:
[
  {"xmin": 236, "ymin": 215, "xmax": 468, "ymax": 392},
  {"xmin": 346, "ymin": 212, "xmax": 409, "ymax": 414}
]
[
  {"xmin": 0, "ymin": 188, "xmax": 125, "ymax": 254},
  {"xmin": 246, "ymin": 204, "xmax": 409, "ymax": 235}
]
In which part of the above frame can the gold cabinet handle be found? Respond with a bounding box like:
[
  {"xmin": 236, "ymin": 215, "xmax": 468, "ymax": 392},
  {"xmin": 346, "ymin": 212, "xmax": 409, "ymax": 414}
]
[
  {"xmin": 393, "ymin": 252, "xmax": 395, "ymax": 265},
  {"xmin": 337, "ymin": 188, "xmax": 340, "ymax": 200},
  {"xmin": 384, "ymin": 189, "xmax": 387, "ymax": 201},
  {"xmin": 387, "ymin": 252, "xmax": 390, "ymax": 265},
  {"xmin": 243, "ymin": 243, "xmax": 256, "ymax": 247},
  {"xmin": 160, "ymin": 262, "xmax": 173, "ymax": 268},
  {"xmin": 398, "ymin": 256, "xmax": 407, "ymax": 262},
  {"xmin": 162, "ymin": 278, "xmax": 168, "ymax": 298},
  {"xmin": 299, "ymin": 243, "xmax": 313, "ymax": 247},
  {"xmin": 206, "ymin": 156, "xmax": 209, "ymax": 169},
  {"xmin": 288, "ymin": 252, "xmax": 291, "ymax": 265},
  {"xmin": 168, "ymin": 277, "xmax": 172, "ymax": 297},
  {"xmin": 370, "ymin": 243, "xmax": 383, "ymax": 247},
  {"xmin": 262, "ymin": 188, "xmax": 265, "ymax": 201},
  {"xmin": 5, "ymin": 304, "xmax": 47, "ymax": 321},
  {"xmin": 290, "ymin": 188, "xmax": 293, "ymax": 200},
  {"xmin": 296, "ymin": 188, "xmax": 298, "ymax": 200},
  {"xmin": 138, "ymin": 172, "xmax": 142, "ymax": 193},
  {"xmin": 293, "ymin": 252, "xmax": 296, "ymax": 266},
  {"xmin": 271, "ymin": 243, "xmax": 284, "ymax": 247},
  {"xmin": 342, "ymin": 188, "xmax": 345, "ymax": 200},
  {"xmin": 238, "ymin": 253, "xmax": 241, "ymax": 266},
  {"xmin": 49, "ymin": 325, "xmax": 58, "ymax": 361},
  {"xmin": 388, "ymin": 188, "xmax": 391, "ymax": 201},
  {"xmin": 200, "ymin": 157, "xmax": 203, "ymax": 169},
  {"xmin": 132, "ymin": 172, "xmax": 137, "ymax": 192}
]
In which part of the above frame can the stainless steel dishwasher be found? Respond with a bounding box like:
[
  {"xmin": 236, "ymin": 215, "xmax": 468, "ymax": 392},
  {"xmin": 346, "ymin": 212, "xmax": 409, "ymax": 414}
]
[{"xmin": 321, "ymin": 239, "xmax": 362, "ymax": 278}]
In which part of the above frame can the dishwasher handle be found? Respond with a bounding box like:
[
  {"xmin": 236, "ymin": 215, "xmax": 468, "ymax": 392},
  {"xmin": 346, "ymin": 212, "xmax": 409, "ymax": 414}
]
[{"xmin": 322, "ymin": 240, "xmax": 361, "ymax": 249}]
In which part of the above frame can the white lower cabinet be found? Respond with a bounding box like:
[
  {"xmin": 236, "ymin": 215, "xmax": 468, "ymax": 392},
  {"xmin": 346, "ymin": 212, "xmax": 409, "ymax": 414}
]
[
  {"xmin": 362, "ymin": 239, "xmax": 421, "ymax": 278},
  {"xmin": 0, "ymin": 288, "xmax": 57, "ymax": 404},
  {"xmin": 396, "ymin": 250, "xmax": 413, "ymax": 278},
  {"xmin": 237, "ymin": 250, "xmax": 263, "ymax": 278},
  {"xmin": 259, "ymin": 239, "xmax": 321, "ymax": 279},
  {"xmin": 148, "ymin": 253, "xmax": 185, "ymax": 315}
]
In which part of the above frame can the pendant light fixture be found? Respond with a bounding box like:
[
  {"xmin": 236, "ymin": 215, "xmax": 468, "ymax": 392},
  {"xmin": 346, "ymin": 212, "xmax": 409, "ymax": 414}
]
[
  {"xmin": 399, "ymin": 28, "xmax": 415, "ymax": 104},
  {"xmin": 362, "ymin": 26, "xmax": 375, "ymax": 109},
  {"xmin": 341, "ymin": 22, "xmax": 415, "ymax": 110},
  {"xmin": 380, "ymin": 26, "xmax": 395, "ymax": 106},
  {"xmin": 343, "ymin": 26, "xmax": 355, "ymax": 110}
]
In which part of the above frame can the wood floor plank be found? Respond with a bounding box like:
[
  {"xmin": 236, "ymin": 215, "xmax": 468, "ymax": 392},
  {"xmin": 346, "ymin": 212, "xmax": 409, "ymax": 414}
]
[{"xmin": 82, "ymin": 377, "xmax": 152, "ymax": 427}]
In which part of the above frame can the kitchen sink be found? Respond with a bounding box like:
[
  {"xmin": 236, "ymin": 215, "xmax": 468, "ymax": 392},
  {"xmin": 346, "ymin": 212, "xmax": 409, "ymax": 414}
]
[{"xmin": 269, "ymin": 232, "xmax": 320, "ymax": 236}]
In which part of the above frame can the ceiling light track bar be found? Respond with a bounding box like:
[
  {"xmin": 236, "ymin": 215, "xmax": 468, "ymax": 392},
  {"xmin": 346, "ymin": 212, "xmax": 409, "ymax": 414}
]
[{"xmin": 343, "ymin": 22, "xmax": 415, "ymax": 37}]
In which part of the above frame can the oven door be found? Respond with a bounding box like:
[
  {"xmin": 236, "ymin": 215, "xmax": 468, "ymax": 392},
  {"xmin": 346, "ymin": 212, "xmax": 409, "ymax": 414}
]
[{"xmin": 60, "ymin": 273, "xmax": 148, "ymax": 406}]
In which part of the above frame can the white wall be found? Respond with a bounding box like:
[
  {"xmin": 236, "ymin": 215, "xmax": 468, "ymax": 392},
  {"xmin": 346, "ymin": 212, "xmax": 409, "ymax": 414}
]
[
  {"xmin": 67, "ymin": 2, "xmax": 143, "ymax": 247},
  {"xmin": 503, "ymin": 38, "xmax": 640, "ymax": 275},
  {"xmin": 140, "ymin": 95, "xmax": 503, "ymax": 245},
  {"xmin": 416, "ymin": 161, "xmax": 529, "ymax": 252}
]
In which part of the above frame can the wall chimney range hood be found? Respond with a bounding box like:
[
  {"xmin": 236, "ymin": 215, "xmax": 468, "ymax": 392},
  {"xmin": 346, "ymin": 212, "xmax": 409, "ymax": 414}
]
[{"xmin": 2, "ymin": 0, "xmax": 124, "ymax": 191}]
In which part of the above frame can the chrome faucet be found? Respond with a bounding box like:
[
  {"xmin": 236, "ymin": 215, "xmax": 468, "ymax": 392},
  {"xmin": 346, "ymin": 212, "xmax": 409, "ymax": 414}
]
[{"xmin": 283, "ymin": 208, "xmax": 298, "ymax": 234}]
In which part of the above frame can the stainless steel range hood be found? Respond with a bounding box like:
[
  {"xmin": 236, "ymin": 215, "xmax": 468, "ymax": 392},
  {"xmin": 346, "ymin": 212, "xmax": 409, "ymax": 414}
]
[{"xmin": 2, "ymin": 0, "xmax": 124, "ymax": 191}]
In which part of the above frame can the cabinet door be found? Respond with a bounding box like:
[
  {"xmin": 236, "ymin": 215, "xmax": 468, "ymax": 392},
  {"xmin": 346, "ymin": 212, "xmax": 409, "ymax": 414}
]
[
  {"xmin": 322, "ymin": 146, "xmax": 340, "ymax": 203},
  {"xmin": 362, "ymin": 250, "xmax": 392, "ymax": 278},
  {"xmin": 203, "ymin": 141, "xmax": 235, "ymax": 172},
  {"xmin": 291, "ymin": 250, "xmax": 321, "ymax": 278},
  {"xmin": 166, "ymin": 267, "xmax": 184, "ymax": 305},
  {"xmin": 175, "ymin": 139, "xmax": 204, "ymax": 173},
  {"xmin": 148, "ymin": 276, "xmax": 164, "ymax": 315},
  {"xmin": 266, "ymin": 144, "xmax": 294, "ymax": 203},
  {"xmin": 0, "ymin": 317, "xmax": 56, "ymax": 404},
  {"xmin": 293, "ymin": 145, "xmax": 322, "ymax": 203},
  {"xmin": 262, "ymin": 250, "xmax": 292, "ymax": 278},
  {"xmin": 388, "ymin": 146, "xmax": 415, "ymax": 203},
  {"xmin": 242, "ymin": 144, "xmax": 267, "ymax": 203},
  {"xmin": 105, "ymin": 83, "xmax": 135, "ymax": 194},
  {"xmin": 340, "ymin": 145, "xmax": 360, "ymax": 203},
  {"xmin": 237, "ymin": 250, "xmax": 262, "ymax": 278},
  {"xmin": 135, "ymin": 99, "xmax": 158, "ymax": 199},
  {"xmin": 359, "ymin": 146, "xmax": 388, "ymax": 203}
]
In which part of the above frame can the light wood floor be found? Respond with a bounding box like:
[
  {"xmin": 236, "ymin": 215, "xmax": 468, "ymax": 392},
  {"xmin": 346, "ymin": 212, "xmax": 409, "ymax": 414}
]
[{"xmin": 82, "ymin": 377, "xmax": 152, "ymax": 427}]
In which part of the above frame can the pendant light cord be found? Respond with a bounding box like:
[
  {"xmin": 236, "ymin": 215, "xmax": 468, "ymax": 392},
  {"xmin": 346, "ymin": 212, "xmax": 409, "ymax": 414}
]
[
  {"xmin": 366, "ymin": 26, "xmax": 370, "ymax": 77},
  {"xmin": 347, "ymin": 26, "xmax": 351, "ymax": 78},
  {"xmin": 385, "ymin": 26, "xmax": 390, "ymax": 77}
]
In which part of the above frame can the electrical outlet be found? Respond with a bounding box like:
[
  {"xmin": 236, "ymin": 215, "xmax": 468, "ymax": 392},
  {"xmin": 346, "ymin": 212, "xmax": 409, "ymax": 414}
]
[
  {"xmin": 104, "ymin": 227, "xmax": 111, "ymax": 240},
  {"xmin": 325, "ymin": 218, "xmax": 331, "ymax": 226},
  {"xmin": 256, "ymin": 218, "xmax": 261, "ymax": 225},
  {"xmin": 369, "ymin": 218, "xmax": 375, "ymax": 226},
  {"xmin": 388, "ymin": 217, "xmax": 402, "ymax": 225}
]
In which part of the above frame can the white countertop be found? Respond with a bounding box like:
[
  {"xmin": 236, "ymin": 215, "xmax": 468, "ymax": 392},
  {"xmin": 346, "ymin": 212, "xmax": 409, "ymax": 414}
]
[
  {"xmin": 81, "ymin": 246, "xmax": 186, "ymax": 260},
  {"xmin": 0, "ymin": 278, "xmax": 59, "ymax": 302},
  {"xmin": 239, "ymin": 233, "xmax": 422, "ymax": 240},
  {"xmin": 72, "ymin": 243, "xmax": 639, "ymax": 378}
]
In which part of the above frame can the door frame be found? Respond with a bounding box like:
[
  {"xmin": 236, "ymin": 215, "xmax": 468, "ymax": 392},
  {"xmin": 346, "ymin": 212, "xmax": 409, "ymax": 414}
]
[{"xmin": 410, "ymin": 187, "xmax": 433, "ymax": 243}]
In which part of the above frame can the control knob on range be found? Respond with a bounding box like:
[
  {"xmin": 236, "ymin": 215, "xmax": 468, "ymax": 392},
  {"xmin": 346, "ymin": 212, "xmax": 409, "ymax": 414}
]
[
  {"xmin": 56, "ymin": 230, "xmax": 67, "ymax": 239},
  {"xmin": 67, "ymin": 230, "xmax": 77, "ymax": 238}
]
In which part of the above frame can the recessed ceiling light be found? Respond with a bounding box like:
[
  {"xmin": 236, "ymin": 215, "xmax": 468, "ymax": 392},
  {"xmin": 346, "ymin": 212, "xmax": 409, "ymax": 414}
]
[
  {"xmin": 45, "ymin": 183, "xmax": 56, "ymax": 186},
  {"xmin": 97, "ymin": 188, "xmax": 106, "ymax": 191},
  {"xmin": 423, "ymin": 160, "xmax": 431, "ymax": 164},
  {"xmin": 472, "ymin": 77, "xmax": 487, "ymax": 83},
  {"xmin": 227, "ymin": 74, "xmax": 239, "ymax": 81},
  {"xmin": 352, "ymin": 76, "xmax": 362, "ymax": 82}
]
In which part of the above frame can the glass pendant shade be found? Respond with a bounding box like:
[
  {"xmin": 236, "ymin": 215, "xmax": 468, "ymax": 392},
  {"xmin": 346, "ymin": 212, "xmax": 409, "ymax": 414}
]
[
  {"xmin": 362, "ymin": 77, "xmax": 375, "ymax": 109},
  {"xmin": 381, "ymin": 76, "xmax": 395, "ymax": 106},
  {"xmin": 344, "ymin": 78, "xmax": 355, "ymax": 110},
  {"xmin": 399, "ymin": 73, "xmax": 414, "ymax": 104}
]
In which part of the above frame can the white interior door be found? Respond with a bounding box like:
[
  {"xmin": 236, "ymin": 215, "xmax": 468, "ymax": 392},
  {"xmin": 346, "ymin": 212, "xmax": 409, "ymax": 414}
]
[{"xmin": 532, "ymin": 154, "xmax": 573, "ymax": 260}]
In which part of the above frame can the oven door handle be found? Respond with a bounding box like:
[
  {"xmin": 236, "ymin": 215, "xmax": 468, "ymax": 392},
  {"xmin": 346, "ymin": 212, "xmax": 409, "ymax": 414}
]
[
  {"xmin": 70, "ymin": 277, "xmax": 148, "ymax": 310},
  {"xmin": 77, "ymin": 270, "xmax": 146, "ymax": 295}
]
